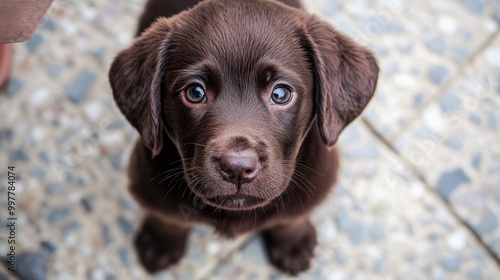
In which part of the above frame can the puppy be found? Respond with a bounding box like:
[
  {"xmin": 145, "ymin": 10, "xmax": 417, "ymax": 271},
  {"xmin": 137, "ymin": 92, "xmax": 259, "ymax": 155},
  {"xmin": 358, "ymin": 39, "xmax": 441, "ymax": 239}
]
[{"xmin": 109, "ymin": 0, "xmax": 378, "ymax": 275}]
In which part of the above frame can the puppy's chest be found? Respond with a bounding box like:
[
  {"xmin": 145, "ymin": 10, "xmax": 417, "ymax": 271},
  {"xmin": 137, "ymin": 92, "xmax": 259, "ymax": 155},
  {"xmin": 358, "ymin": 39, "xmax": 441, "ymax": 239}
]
[
  {"xmin": 195, "ymin": 207, "xmax": 282, "ymax": 237},
  {"xmin": 213, "ymin": 215, "xmax": 269, "ymax": 238}
]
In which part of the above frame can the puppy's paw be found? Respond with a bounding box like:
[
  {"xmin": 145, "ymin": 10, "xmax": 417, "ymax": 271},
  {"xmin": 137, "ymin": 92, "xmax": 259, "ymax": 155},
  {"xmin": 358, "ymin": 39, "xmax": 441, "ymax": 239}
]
[
  {"xmin": 264, "ymin": 221, "xmax": 317, "ymax": 275},
  {"xmin": 134, "ymin": 219, "xmax": 188, "ymax": 273}
]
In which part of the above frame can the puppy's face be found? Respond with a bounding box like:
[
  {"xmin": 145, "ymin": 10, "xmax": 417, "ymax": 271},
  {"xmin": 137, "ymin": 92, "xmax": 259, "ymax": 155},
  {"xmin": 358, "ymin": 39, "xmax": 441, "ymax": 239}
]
[
  {"xmin": 110, "ymin": 0, "xmax": 379, "ymax": 210},
  {"xmin": 161, "ymin": 2, "xmax": 314, "ymax": 209}
]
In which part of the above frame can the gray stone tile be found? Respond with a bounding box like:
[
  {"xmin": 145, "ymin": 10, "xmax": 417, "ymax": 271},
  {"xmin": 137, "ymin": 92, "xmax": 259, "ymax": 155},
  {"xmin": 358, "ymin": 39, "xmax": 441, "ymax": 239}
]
[
  {"xmin": 393, "ymin": 35, "xmax": 500, "ymax": 261},
  {"xmin": 4, "ymin": 78, "xmax": 24, "ymax": 97},
  {"xmin": 41, "ymin": 17, "xmax": 57, "ymax": 31},
  {"xmin": 439, "ymin": 255, "xmax": 463, "ymax": 272},
  {"xmin": 117, "ymin": 247, "xmax": 130, "ymax": 266},
  {"xmin": 101, "ymin": 223, "xmax": 113, "ymax": 246},
  {"xmin": 65, "ymin": 70, "xmax": 97, "ymax": 104},
  {"xmin": 61, "ymin": 221, "xmax": 81, "ymax": 238},
  {"xmin": 26, "ymin": 33, "xmax": 45, "ymax": 53},
  {"xmin": 342, "ymin": 140, "xmax": 381, "ymax": 159},
  {"xmin": 80, "ymin": 196, "xmax": 94, "ymax": 213},
  {"xmin": 461, "ymin": 0, "xmax": 485, "ymax": 15},
  {"xmin": 0, "ymin": 129, "xmax": 13, "ymax": 147},
  {"xmin": 40, "ymin": 240, "xmax": 58, "ymax": 254},
  {"xmin": 47, "ymin": 207, "xmax": 71, "ymax": 225},
  {"xmin": 48, "ymin": 63, "xmax": 65, "ymax": 79},
  {"xmin": 241, "ymin": 236, "xmax": 267, "ymax": 265},
  {"xmin": 467, "ymin": 266, "xmax": 484, "ymax": 279},
  {"xmin": 429, "ymin": 65, "xmax": 451, "ymax": 86},
  {"xmin": 439, "ymin": 91, "xmax": 462, "ymax": 112},
  {"xmin": 29, "ymin": 167, "xmax": 47, "ymax": 179},
  {"xmin": 9, "ymin": 149, "xmax": 30, "ymax": 162},
  {"xmin": 116, "ymin": 216, "xmax": 134, "ymax": 237},
  {"xmin": 426, "ymin": 37, "xmax": 447, "ymax": 55},
  {"xmin": 14, "ymin": 250, "xmax": 50, "ymax": 280},
  {"xmin": 308, "ymin": 0, "xmax": 498, "ymax": 139},
  {"xmin": 109, "ymin": 152, "xmax": 124, "ymax": 171},
  {"xmin": 436, "ymin": 168, "xmax": 471, "ymax": 201},
  {"xmin": 474, "ymin": 209, "xmax": 499, "ymax": 236}
]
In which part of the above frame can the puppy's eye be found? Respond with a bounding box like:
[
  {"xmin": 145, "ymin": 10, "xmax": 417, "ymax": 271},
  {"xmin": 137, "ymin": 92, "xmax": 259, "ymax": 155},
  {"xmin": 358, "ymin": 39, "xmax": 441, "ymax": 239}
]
[
  {"xmin": 270, "ymin": 86, "xmax": 292, "ymax": 105},
  {"xmin": 185, "ymin": 85, "xmax": 207, "ymax": 103}
]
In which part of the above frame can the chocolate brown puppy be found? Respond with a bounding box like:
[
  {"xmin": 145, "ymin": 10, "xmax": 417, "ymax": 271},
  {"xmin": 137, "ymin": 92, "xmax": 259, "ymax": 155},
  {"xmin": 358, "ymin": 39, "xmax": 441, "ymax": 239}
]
[{"xmin": 109, "ymin": 0, "xmax": 378, "ymax": 275}]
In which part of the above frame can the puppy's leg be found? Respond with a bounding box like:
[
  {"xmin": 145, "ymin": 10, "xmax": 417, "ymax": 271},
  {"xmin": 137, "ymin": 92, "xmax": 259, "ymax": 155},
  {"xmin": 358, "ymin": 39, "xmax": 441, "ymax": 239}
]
[
  {"xmin": 134, "ymin": 215, "xmax": 190, "ymax": 273},
  {"xmin": 263, "ymin": 218, "xmax": 317, "ymax": 275}
]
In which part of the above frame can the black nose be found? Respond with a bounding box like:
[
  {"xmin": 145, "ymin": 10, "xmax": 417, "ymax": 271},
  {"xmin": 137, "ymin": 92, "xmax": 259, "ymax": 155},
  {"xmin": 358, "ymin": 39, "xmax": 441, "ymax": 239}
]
[{"xmin": 218, "ymin": 151, "xmax": 259, "ymax": 187}]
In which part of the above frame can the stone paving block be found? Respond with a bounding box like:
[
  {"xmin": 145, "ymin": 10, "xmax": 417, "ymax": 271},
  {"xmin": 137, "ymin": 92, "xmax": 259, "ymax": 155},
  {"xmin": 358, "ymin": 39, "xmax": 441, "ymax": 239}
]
[
  {"xmin": 393, "ymin": 34, "xmax": 500, "ymax": 262},
  {"xmin": 0, "ymin": 265, "xmax": 14, "ymax": 280},
  {"xmin": 208, "ymin": 122, "xmax": 500, "ymax": 279},
  {"xmin": 307, "ymin": 0, "xmax": 498, "ymax": 140}
]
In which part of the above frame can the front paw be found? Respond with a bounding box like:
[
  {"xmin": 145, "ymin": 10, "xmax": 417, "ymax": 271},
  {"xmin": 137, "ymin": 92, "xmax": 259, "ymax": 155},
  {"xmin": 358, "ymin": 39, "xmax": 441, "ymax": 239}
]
[
  {"xmin": 134, "ymin": 218, "xmax": 188, "ymax": 273},
  {"xmin": 263, "ymin": 221, "xmax": 317, "ymax": 275}
]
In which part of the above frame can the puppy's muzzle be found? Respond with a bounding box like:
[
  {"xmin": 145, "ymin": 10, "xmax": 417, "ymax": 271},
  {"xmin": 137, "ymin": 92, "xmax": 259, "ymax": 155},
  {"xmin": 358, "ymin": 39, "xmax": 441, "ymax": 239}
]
[{"xmin": 217, "ymin": 150, "xmax": 260, "ymax": 188}]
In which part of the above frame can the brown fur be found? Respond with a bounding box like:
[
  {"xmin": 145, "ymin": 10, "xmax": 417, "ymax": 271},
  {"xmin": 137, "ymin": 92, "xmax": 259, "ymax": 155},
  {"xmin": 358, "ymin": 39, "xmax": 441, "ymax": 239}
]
[{"xmin": 109, "ymin": 0, "xmax": 378, "ymax": 275}]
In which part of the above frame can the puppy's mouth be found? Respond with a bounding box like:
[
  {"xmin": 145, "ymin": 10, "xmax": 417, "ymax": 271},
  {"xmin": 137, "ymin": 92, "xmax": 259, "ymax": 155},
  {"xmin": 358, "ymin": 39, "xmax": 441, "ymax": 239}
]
[{"xmin": 204, "ymin": 193, "xmax": 267, "ymax": 210}]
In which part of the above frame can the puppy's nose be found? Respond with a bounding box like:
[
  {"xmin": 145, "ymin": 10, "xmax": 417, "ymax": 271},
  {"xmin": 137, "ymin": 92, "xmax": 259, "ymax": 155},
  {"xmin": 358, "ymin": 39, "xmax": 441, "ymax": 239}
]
[{"xmin": 219, "ymin": 151, "xmax": 259, "ymax": 187}]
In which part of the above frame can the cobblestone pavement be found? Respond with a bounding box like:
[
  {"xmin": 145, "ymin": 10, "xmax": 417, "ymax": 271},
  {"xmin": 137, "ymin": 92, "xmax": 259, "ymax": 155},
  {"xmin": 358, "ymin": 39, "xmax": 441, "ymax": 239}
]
[{"xmin": 0, "ymin": 0, "xmax": 499, "ymax": 279}]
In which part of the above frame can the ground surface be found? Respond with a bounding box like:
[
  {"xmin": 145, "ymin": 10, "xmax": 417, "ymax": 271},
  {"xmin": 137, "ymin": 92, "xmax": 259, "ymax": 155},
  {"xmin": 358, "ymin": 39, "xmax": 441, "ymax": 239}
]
[{"xmin": 0, "ymin": 0, "xmax": 499, "ymax": 279}]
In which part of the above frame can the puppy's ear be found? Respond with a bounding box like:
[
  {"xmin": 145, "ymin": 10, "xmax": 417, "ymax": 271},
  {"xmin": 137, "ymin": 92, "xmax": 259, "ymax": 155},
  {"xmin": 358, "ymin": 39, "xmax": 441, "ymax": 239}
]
[
  {"xmin": 304, "ymin": 17, "xmax": 379, "ymax": 148},
  {"xmin": 109, "ymin": 18, "xmax": 172, "ymax": 157}
]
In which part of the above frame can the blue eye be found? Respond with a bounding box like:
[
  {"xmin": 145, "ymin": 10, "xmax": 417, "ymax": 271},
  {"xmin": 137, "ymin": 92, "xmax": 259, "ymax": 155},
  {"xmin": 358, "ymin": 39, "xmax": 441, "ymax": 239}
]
[
  {"xmin": 186, "ymin": 85, "xmax": 206, "ymax": 103},
  {"xmin": 271, "ymin": 86, "xmax": 292, "ymax": 105}
]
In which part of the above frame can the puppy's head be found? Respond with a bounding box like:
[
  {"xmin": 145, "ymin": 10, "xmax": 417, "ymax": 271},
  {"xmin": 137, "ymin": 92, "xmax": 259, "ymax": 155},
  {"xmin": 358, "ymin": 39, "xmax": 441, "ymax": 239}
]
[{"xmin": 109, "ymin": 0, "xmax": 378, "ymax": 210}]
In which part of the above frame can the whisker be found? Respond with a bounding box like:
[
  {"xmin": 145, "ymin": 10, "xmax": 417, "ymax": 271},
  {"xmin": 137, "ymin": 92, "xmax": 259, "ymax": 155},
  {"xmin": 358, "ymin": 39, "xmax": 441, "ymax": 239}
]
[
  {"xmin": 294, "ymin": 161, "xmax": 326, "ymax": 177},
  {"xmin": 150, "ymin": 166, "xmax": 184, "ymax": 181},
  {"xmin": 168, "ymin": 157, "xmax": 195, "ymax": 166},
  {"xmin": 289, "ymin": 180, "xmax": 305, "ymax": 213},
  {"xmin": 183, "ymin": 143, "xmax": 208, "ymax": 148},
  {"xmin": 293, "ymin": 172, "xmax": 316, "ymax": 197},
  {"xmin": 159, "ymin": 169, "xmax": 184, "ymax": 184},
  {"xmin": 163, "ymin": 176, "xmax": 186, "ymax": 201}
]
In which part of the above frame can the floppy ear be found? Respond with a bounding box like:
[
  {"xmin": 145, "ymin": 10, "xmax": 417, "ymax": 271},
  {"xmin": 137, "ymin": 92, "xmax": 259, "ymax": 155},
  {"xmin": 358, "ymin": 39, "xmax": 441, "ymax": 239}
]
[
  {"xmin": 109, "ymin": 18, "xmax": 173, "ymax": 157},
  {"xmin": 304, "ymin": 16, "xmax": 379, "ymax": 148}
]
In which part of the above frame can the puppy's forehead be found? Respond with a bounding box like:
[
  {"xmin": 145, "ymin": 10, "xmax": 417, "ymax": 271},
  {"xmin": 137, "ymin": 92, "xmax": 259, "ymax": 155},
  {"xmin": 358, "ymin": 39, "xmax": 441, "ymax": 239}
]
[{"xmin": 170, "ymin": 0, "xmax": 305, "ymax": 70}]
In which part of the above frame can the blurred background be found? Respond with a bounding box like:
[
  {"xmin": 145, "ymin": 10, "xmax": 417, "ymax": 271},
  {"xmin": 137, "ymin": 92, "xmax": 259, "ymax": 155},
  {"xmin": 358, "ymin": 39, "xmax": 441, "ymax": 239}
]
[{"xmin": 0, "ymin": 0, "xmax": 499, "ymax": 279}]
